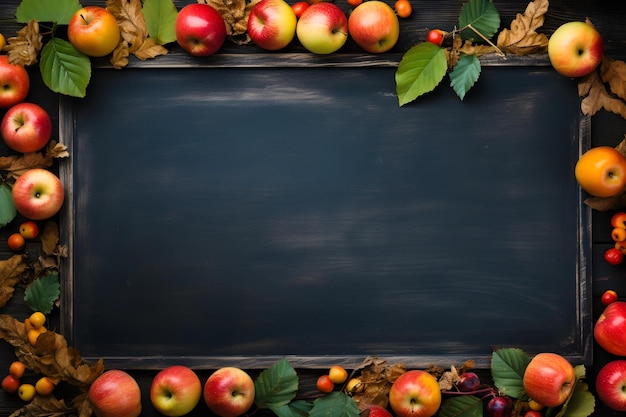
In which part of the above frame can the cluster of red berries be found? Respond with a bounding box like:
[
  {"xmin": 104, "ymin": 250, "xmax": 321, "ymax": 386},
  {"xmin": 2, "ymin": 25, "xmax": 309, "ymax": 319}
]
[{"xmin": 604, "ymin": 212, "xmax": 626, "ymax": 265}]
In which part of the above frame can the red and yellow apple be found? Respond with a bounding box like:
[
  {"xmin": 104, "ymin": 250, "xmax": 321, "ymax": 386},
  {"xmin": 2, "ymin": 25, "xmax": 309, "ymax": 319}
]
[
  {"xmin": 522, "ymin": 352, "xmax": 576, "ymax": 407},
  {"xmin": 175, "ymin": 3, "xmax": 227, "ymax": 57},
  {"xmin": 367, "ymin": 405, "xmax": 393, "ymax": 417},
  {"xmin": 203, "ymin": 367, "xmax": 255, "ymax": 417},
  {"xmin": 348, "ymin": 0, "xmax": 399, "ymax": 53},
  {"xmin": 296, "ymin": 2, "xmax": 348, "ymax": 54},
  {"xmin": 0, "ymin": 55, "xmax": 29, "ymax": 108},
  {"xmin": 2, "ymin": 374, "xmax": 20, "ymax": 394},
  {"xmin": 596, "ymin": 360, "xmax": 626, "ymax": 411},
  {"xmin": 548, "ymin": 21, "xmax": 604, "ymax": 78},
  {"xmin": 595, "ymin": 300, "xmax": 626, "ymax": 356},
  {"xmin": 19, "ymin": 220, "xmax": 39, "ymax": 239},
  {"xmin": 88, "ymin": 370, "xmax": 142, "ymax": 417},
  {"xmin": 389, "ymin": 370, "xmax": 441, "ymax": 417},
  {"xmin": 1, "ymin": 102, "xmax": 52, "ymax": 153},
  {"xmin": 248, "ymin": 0, "xmax": 297, "ymax": 51},
  {"xmin": 575, "ymin": 146, "xmax": 626, "ymax": 197},
  {"xmin": 68, "ymin": 6, "xmax": 121, "ymax": 57},
  {"xmin": 150, "ymin": 365, "xmax": 202, "ymax": 417},
  {"xmin": 12, "ymin": 168, "xmax": 64, "ymax": 220}
]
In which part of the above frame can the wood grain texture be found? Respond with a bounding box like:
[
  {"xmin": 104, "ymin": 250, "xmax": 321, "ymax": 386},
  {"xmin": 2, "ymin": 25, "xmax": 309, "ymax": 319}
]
[{"xmin": 0, "ymin": 0, "xmax": 625, "ymax": 416}]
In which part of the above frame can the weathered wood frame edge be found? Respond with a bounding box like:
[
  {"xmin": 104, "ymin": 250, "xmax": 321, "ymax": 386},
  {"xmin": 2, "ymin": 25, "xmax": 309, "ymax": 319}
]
[{"xmin": 57, "ymin": 53, "xmax": 593, "ymax": 370}]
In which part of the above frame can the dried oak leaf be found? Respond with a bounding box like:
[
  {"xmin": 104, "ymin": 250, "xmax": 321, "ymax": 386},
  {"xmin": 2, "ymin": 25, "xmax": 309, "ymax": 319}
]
[
  {"xmin": 106, "ymin": 0, "xmax": 168, "ymax": 68},
  {"xmin": 74, "ymin": 392, "xmax": 94, "ymax": 417},
  {"xmin": 437, "ymin": 360, "xmax": 476, "ymax": 391},
  {"xmin": 496, "ymin": 0, "xmax": 549, "ymax": 55},
  {"xmin": 0, "ymin": 314, "xmax": 105, "ymax": 389},
  {"xmin": 349, "ymin": 357, "xmax": 407, "ymax": 410},
  {"xmin": 41, "ymin": 221, "xmax": 61, "ymax": 256},
  {"xmin": 0, "ymin": 255, "xmax": 28, "ymax": 308},
  {"xmin": 3, "ymin": 19, "xmax": 43, "ymax": 67},
  {"xmin": 9, "ymin": 395, "xmax": 76, "ymax": 417},
  {"xmin": 578, "ymin": 64, "xmax": 626, "ymax": 119},
  {"xmin": 199, "ymin": 0, "xmax": 251, "ymax": 39},
  {"xmin": 0, "ymin": 141, "xmax": 69, "ymax": 180},
  {"xmin": 601, "ymin": 57, "xmax": 626, "ymax": 102}
]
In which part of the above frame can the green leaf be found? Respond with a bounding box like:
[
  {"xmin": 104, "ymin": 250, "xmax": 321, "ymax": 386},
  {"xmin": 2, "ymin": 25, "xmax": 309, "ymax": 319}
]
[
  {"xmin": 16, "ymin": 0, "xmax": 82, "ymax": 24},
  {"xmin": 0, "ymin": 182, "xmax": 17, "ymax": 228},
  {"xmin": 254, "ymin": 358, "xmax": 299, "ymax": 410},
  {"xmin": 395, "ymin": 42, "xmax": 448, "ymax": 106},
  {"xmin": 555, "ymin": 378, "xmax": 595, "ymax": 417},
  {"xmin": 272, "ymin": 401, "xmax": 314, "ymax": 417},
  {"xmin": 309, "ymin": 392, "xmax": 360, "ymax": 417},
  {"xmin": 24, "ymin": 272, "xmax": 60, "ymax": 314},
  {"xmin": 458, "ymin": 0, "xmax": 500, "ymax": 42},
  {"xmin": 40, "ymin": 38, "xmax": 91, "ymax": 98},
  {"xmin": 143, "ymin": 0, "xmax": 179, "ymax": 45},
  {"xmin": 449, "ymin": 53, "xmax": 481, "ymax": 100},
  {"xmin": 438, "ymin": 396, "xmax": 483, "ymax": 417},
  {"xmin": 490, "ymin": 348, "xmax": 530, "ymax": 399}
]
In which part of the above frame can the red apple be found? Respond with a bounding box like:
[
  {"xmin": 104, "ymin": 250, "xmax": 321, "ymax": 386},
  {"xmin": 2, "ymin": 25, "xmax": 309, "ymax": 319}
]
[
  {"xmin": 348, "ymin": 0, "xmax": 399, "ymax": 53},
  {"xmin": 0, "ymin": 55, "xmax": 29, "ymax": 108},
  {"xmin": 150, "ymin": 365, "xmax": 202, "ymax": 417},
  {"xmin": 522, "ymin": 352, "xmax": 576, "ymax": 407},
  {"xmin": 296, "ymin": 2, "xmax": 348, "ymax": 54},
  {"xmin": 389, "ymin": 370, "xmax": 441, "ymax": 417},
  {"xmin": 203, "ymin": 367, "xmax": 255, "ymax": 417},
  {"xmin": 594, "ymin": 300, "xmax": 626, "ymax": 356},
  {"xmin": 248, "ymin": 0, "xmax": 297, "ymax": 51},
  {"xmin": 12, "ymin": 168, "xmax": 64, "ymax": 220},
  {"xmin": 175, "ymin": 3, "xmax": 227, "ymax": 57},
  {"xmin": 548, "ymin": 21, "xmax": 604, "ymax": 78},
  {"xmin": 367, "ymin": 405, "xmax": 393, "ymax": 417},
  {"xmin": 1, "ymin": 102, "xmax": 52, "ymax": 153},
  {"xmin": 88, "ymin": 370, "xmax": 142, "ymax": 417},
  {"xmin": 68, "ymin": 6, "xmax": 121, "ymax": 57},
  {"xmin": 596, "ymin": 360, "xmax": 626, "ymax": 411}
]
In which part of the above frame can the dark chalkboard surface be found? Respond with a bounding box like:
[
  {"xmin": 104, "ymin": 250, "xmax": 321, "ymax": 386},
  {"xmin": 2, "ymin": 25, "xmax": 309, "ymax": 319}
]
[{"xmin": 60, "ymin": 63, "xmax": 591, "ymax": 369}]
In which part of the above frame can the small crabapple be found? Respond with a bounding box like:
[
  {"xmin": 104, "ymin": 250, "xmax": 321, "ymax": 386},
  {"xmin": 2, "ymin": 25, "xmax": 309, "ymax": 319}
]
[
  {"xmin": 329, "ymin": 365, "xmax": 348, "ymax": 384},
  {"xmin": 35, "ymin": 376, "xmax": 56, "ymax": 396},
  {"xmin": 9, "ymin": 361, "xmax": 26, "ymax": 379},
  {"xmin": 19, "ymin": 220, "xmax": 39, "ymax": 239},
  {"xmin": 426, "ymin": 29, "xmax": 445, "ymax": 46},
  {"xmin": 29, "ymin": 311, "xmax": 46, "ymax": 329},
  {"xmin": 316, "ymin": 375, "xmax": 334, "ymax": 393},
  {"xmin": 7, "ymin": 233, "xmax": 25, "ymax": 251},
  {"xmin": 2, "ymin": 374, "xmax": 20, "ymax": 393},
  {"xmin": 601, "ymin": 290, "xmax": 619, "ymax": 306},
  {"xmin": 18, "ymin": 383, "xmax": 36, "ymax": 402}
]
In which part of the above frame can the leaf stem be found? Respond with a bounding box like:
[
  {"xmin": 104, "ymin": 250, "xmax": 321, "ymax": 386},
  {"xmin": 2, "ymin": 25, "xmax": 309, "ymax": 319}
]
[{"xmin": 466, "ymin": 24, "xmax": 506, "ymax": 58}]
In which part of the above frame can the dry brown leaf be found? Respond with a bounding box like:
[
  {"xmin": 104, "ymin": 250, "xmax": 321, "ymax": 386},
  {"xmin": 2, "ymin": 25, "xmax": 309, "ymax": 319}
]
[
  {"xmin": 111, "ymin": 40, "xmax": 131, "ymax": 69},
  {"xmin": 9, "ymin": 395, "xmax": 76, "ymax": 417},
  {"xmin": 0, "ymin": 141, "xmax": 68, "ymax": 180},
  {"xmin": 0, "ymin": 255, "xmax": 28, "ymax": 308},
  {"xmin": 601, "ymin": 57, "xmax": 626, "ymax": 102},
  {"xmin": 199, "ymin": 0, "xmax": 253, "ymax": 40},
  {"xmin": 0, "ymin": 315, "xmax": 105, "ymax": 389},
  {"xmin": 579, "ymin": 70, "xmax": 626, "ymax": 118},
  {"xmin": 349, "ymin": 357, "xmax": 407, "ymax": 410},
  {"xmin": 106, "ymin": 0, "xmax": 147, "ymax": 53},
  {"xmin": 133, "ymin": 38, "xmax": 169, "ymax": 61},
  {"xmin": 497, "ymin": 0, "xmax": 549, "ymax": 54},
  {"xmin": 3, "ymin": 19, "xmax": 43, "ymax": 66},
  {"xmin": 41, "ymin": 221, "xmax": 60, "ymax": 256}
]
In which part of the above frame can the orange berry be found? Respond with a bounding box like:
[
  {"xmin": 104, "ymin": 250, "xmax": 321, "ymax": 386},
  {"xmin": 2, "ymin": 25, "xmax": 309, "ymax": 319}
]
[
  {"xmin": 27, "ymin": 327, "xmax": 46, "ymax": 346},
  {"xmin": 35, "ymin": 376, "xmax": 55, "ymax": 396},
  {"xmin": 7, "ymin": 233, "xmax": 25, "ymax": 251},
  {"xmin": 328, "ymin": 365, "xmax": 348, "ymax": 384},
  {"xmin": 9, "ymin": 361, "xmax": 26, "ymax": 379},
  {"xmin": 29, "ymin": 312, "xmax": 46, "ymax": 329},
  {"xmin": 347, "ymin": 0, "xmax": 363, "ymax": 7},
  {"xmin": 394, "ymin": 0, "xmax": 412, "ymax": 18},
  {"xmin": 316, "ymin": 374, "xmax": 334, "ymax": 393}
]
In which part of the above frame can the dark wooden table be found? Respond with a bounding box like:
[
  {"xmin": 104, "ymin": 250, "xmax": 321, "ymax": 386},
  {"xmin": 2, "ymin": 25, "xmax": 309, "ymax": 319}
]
[{"xmin": 1, "ymin": 0, "xmax": 626, "ymax": 416}]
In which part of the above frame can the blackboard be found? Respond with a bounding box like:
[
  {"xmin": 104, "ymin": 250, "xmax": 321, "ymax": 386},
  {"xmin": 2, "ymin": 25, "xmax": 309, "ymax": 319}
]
[{"xmin": 59, "ymin": 61, "xmax": 591, "ymax": 370}]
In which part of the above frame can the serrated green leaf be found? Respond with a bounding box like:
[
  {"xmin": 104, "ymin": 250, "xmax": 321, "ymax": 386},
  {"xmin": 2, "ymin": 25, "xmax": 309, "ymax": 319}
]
[
  {"xmin": 40, "ymin": 38, "xmax": 91, "ymax": 98},
  {"xmin": 272, "ymin": 401, "xmax": 314, "ymax": 417},
  {"xmin": 309, "ymin": 392, "xmax": 360, "ymax": 417},
  {"xmin": 459, "ymin": 0, "xmax": 500, "ymax": 42},
  {"xmin": 439, "ymin": 396, "xmax": 483, "ymax": 417},
  {"xmin": 16, "ymin": 0, "xmax": 82, "ymax": 24},
  {"xmin": 554, "ymin": 379, "xmax": 595, "ymax": 417},
  {"xmin": 24, "ymin": 272, "xmax": 60, "ymax": 314},
  {"xmin": 0, "ymin": 182, "xmax": 17, "ymax": 227},
  {"xmin": 143, "ymin": 0, "xmax": 178, "ymax": 45},
  {"xmin": 450, "ymin": 53, "xmax": 481, "ymax": 100},
  {"xmin": 574, "ymin": 365, "xmax": 586, "ymax": 380},
  {"xmin": 395, "ymin": 42, "xmax": 448, "ymax": 106},
  {"xmin": 254, "ymin": 358, "xmax": 299, "ymax": 410},
  {"xmin": 491, "ymin": 348, "xmax": 530, "ymax": 399}
]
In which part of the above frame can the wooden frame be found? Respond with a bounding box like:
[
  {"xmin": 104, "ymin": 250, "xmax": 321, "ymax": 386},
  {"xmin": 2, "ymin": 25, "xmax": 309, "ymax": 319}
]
[{"xmin": 58, "ymin": 54, "xmax": 593, "ymax": 370}]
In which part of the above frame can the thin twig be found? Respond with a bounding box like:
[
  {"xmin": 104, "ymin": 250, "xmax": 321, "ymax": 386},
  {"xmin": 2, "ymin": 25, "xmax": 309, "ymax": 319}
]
[{"xmin": 466, "ymin": 24, "xmax": 506, "ymax": 58}]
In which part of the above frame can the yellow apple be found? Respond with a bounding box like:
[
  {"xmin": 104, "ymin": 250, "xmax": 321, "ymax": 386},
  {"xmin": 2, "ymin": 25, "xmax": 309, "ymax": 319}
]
[{"xmin": 68, "ymin": 6, "xmax": 121, "ymax": 57}]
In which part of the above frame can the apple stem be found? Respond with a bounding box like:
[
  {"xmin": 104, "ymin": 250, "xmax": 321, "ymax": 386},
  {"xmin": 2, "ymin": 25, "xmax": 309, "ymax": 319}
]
[
  {"xmin": 80, "ymin": 14, "xmax": 88, "ymax": 24},
  {"xmin": 465, "ymin": 24, "xmax": 506, "ymax": 58}
]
